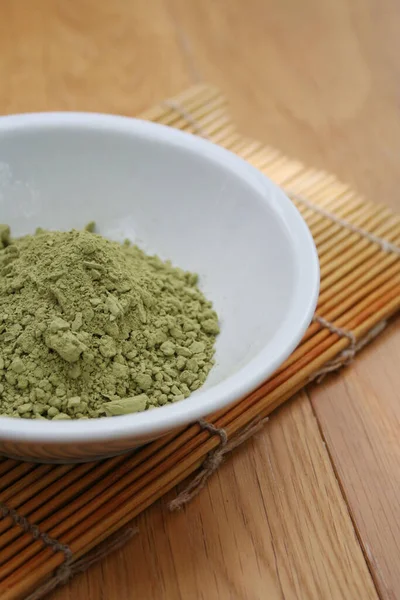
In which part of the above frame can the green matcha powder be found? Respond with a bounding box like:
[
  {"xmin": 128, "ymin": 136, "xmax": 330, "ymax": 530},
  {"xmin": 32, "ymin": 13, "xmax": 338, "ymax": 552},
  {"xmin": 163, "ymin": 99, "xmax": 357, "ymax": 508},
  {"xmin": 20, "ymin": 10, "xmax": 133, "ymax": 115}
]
[{"xmin": 0, "ymin": 225, "xmax": 219, "ymax": 420}]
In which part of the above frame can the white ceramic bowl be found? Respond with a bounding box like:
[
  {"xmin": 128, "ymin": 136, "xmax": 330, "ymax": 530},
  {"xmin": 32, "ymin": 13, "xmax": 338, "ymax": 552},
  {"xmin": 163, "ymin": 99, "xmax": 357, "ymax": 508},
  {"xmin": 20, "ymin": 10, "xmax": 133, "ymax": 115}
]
[{"xmin": 0, "ymin": 114, "xmax": 319, "ymax": 462}]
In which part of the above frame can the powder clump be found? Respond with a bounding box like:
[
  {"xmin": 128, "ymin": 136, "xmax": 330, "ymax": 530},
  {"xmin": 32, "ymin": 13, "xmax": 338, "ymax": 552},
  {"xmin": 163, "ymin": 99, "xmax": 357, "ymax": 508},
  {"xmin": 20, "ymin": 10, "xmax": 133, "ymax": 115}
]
[{"xmin": 0, "ymin": 226, "xmax": 219, "ymax": 419}]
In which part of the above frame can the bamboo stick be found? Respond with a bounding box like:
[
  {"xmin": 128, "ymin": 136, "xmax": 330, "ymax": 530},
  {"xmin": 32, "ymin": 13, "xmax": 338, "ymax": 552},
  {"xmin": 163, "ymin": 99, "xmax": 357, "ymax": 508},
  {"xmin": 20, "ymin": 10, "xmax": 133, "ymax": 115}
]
[
  {"xmin": 0, "ymin": 461, "xmax": 18, "ymax": 479},
  {"xmin": 276, "ymin": 272, "xmax": 400, "ymax": 372},
  {"xmin": 0, "ymin": 464, "xmax": 92, "ymax": 538},
  {"xmin": 0, "ymin": 465, "xmax": 37, "ymax": 495},
  {"xmin": 296, "ymin": 192, "xmax": 367, "ymax": 234},
  {"xmin": 158, "ymin": 95, "xmax": 227, "ymax": 130},
  {"xmin": 316, "ymin": 206, "xmax": 394, "ymax": 259},
  {"xmin": 319, "ymin": 258, "xmax": 400, "ymax": 313},
  {"xmin": 306, "ymin": 201, "xmax": 382, "ymax": 246},
  {"xmin": 0, "ymin": 433, "xmax": 183, "ymax": 555},
  {"xmin": 0, "ymin": 465, "xmax": 60, "ymax": 505},
  {"xmin": 140, "ymin": 84, "xmax": 221, "ymax": 123},
  {"xmin": 319, "ymin": 223, "xmax": 400, "ymax": 276},
  {"xmin": 319, "ymin": 233, "xmax": 400, "ymax": 296}
]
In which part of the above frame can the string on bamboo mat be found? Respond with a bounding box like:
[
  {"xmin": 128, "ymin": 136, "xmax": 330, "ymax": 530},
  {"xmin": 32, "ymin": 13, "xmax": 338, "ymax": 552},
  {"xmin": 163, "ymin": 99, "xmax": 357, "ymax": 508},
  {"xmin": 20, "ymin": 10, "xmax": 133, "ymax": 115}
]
[
  {"xmin": 161, "ymin": 100, "xmax": 208, "ymax": 138},
  {"xmin": 309, "ymin": 320, "xmax": 388, "ymax": 383},
  {"xmin": 0, "ymin": 500, "xmax": 72, "ymax": 560},
  {"xmin": 311, "ymin": 315, "xmax": 357, "ymax": 381},
  {"xmin": 24, "ymin": 528, "xmax": 137, "ymax": 600},
  {"xmin": 288, "ymin": 191, "xmax": 400, "ymax": 256},
  {"xmin": 0, "ymin": 498, "xmax": 136, "ymax": 599},
  {"xmin": 197, "ymin": 417, "xmax": 228, "ymax": 446},
  {"xmin": 169, "ymin": 416, "xmax": 268, "ymax": 511}
]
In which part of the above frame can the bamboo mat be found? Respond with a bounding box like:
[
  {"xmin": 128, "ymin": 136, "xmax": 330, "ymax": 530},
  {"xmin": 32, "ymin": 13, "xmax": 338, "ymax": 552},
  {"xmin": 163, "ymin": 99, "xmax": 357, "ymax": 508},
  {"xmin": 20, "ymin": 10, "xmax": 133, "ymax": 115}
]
[{"xmin": 0, "ymin": 84, "xmax": 399, "ymax": 600}]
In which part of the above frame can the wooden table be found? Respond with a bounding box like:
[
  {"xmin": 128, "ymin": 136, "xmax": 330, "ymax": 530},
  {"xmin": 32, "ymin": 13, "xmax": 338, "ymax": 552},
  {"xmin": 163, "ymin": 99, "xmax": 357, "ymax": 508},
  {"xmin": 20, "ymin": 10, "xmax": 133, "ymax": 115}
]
[{"xmin": 2, "ymin": 1, "xmax": 400, "ymax": 598}]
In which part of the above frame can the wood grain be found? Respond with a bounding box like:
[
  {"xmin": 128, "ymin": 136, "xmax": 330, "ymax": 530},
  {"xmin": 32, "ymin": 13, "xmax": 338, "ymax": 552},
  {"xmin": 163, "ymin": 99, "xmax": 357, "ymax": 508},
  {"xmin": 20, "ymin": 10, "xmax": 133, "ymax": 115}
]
[
  {"xmin": 0, "ymin": 0, "xmax": 399, "ymax": 598},
  {"xmin": 169, "ymin": 0, "xmax": 400, "ymax": 212},
  {"xmin": 52, "ymin": 395, "xmax": 378, "ymax": 600},
  {"xmin": 0, "ymin": 0, "xmax": 191, "ymax": 115},
  {"xmin": 310, "ymin": 321, "xmax": 400, "ymax": 599}
]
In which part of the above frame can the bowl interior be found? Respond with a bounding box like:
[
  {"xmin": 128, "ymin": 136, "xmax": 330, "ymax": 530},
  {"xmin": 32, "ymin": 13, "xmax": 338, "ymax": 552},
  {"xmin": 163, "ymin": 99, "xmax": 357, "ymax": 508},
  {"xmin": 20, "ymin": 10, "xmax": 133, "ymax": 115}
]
[{"xmin": 0, "ymin": 117, "xmax": 300, "ymax": 391}]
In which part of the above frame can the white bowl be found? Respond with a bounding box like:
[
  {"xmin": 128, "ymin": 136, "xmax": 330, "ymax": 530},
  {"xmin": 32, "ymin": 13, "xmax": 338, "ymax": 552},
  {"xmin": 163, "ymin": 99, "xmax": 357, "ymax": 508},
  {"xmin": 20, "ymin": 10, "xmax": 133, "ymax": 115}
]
[{"xmin": 0, "ymin": 113, "xmax": 319, "ymax": 462}]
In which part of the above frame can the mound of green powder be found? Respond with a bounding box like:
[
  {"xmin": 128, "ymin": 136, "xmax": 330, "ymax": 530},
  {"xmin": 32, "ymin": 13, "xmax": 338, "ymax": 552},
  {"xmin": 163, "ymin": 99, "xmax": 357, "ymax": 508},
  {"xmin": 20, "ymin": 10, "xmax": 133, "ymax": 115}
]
[{"xmin": 0, "ymin": 225, "xmax": 219, "ymax": 420}]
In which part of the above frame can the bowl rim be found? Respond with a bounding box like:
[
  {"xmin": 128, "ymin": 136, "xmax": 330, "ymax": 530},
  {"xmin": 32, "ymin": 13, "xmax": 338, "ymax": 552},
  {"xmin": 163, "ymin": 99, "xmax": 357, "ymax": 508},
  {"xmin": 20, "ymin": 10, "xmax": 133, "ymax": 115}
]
[{"xmin": 0, "ymin": 112, "xmax": 320, "ymax": 444}]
